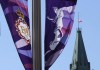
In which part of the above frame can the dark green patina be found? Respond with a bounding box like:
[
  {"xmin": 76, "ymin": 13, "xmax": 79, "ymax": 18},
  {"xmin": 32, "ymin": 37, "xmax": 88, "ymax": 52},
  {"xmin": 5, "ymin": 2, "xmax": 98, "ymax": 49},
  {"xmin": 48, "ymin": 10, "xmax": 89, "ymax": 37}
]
[{"xmin": 70, "ymin": 29, "xmax": 90, "ymax": 70}]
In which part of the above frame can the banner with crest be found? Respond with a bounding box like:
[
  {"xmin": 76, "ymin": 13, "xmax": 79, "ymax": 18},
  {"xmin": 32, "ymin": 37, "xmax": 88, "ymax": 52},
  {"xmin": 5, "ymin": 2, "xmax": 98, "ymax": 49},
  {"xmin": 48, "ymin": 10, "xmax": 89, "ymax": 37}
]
[{"xmin": 0, "ymin": 0, "xmax": 32, "ymax": 70}]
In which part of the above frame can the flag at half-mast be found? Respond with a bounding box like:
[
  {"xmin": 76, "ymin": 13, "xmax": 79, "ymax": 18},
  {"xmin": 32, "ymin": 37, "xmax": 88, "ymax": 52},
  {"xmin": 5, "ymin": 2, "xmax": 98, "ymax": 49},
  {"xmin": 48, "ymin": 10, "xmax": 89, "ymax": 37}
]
[
  {"xmin": 0, "ymin": 0, "xmax": 33, "ymax": 70},
  {"xmin": 45, "ymin": 0, "xmax": 77, "ymax": 69}
]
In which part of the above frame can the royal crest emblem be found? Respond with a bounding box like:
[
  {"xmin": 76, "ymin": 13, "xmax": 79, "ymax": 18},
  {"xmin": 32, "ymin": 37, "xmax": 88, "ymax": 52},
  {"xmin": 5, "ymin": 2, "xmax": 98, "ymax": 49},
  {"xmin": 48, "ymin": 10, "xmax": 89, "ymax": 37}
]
[{"xmin": 15, "ymin": 9, "xmax": 30, "ymax": 44}]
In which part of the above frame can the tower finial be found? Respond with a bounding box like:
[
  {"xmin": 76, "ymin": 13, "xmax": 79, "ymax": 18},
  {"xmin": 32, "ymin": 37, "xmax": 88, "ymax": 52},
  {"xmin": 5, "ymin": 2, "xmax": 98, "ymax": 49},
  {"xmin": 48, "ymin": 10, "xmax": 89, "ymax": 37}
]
[
  {"xmin": 78, "ymin": 12, "xmax": 79, "ymax": 29},
  {"xmin": 78, "ymin": 12, "xmax": 82, "ymax": 30}
]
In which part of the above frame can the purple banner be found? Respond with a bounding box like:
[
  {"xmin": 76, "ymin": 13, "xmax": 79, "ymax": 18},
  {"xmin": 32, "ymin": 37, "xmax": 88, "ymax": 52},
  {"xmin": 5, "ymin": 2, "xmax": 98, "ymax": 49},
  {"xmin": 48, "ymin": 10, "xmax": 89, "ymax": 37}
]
[
  {"xmin": 45, "ymin": 0, "xmax": 77, "ymax": 69},
  {"xmin": 0, "ymin": 0, "xmax": 33, "ymax": 70}
]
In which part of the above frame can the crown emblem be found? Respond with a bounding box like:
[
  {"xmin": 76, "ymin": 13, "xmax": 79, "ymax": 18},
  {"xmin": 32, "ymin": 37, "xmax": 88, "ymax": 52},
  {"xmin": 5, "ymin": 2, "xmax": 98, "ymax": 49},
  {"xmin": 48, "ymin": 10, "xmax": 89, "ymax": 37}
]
[
  {"xmin": 15, "ymin": 9, "xmax": 31, "ymax": 44},
  {"xmin": 16, "ymin": 9, "xmax": 24, "ymax": 18}
]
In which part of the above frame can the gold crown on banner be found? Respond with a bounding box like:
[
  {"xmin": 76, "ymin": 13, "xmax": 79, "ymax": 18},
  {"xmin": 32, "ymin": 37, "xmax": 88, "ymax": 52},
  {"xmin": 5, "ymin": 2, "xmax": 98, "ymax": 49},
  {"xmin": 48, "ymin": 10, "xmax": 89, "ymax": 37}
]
[{"xmin": 16, "ymin": 9, "xmax": 24, "ymax": 18}]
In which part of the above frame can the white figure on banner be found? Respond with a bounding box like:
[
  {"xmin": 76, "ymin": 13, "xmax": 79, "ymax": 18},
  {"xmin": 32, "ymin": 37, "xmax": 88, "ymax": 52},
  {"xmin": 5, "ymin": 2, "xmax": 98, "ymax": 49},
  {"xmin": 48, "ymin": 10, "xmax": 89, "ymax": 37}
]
[{"xmin": 47, "ymin": 6, "xmax": 75, "ymax": 50}]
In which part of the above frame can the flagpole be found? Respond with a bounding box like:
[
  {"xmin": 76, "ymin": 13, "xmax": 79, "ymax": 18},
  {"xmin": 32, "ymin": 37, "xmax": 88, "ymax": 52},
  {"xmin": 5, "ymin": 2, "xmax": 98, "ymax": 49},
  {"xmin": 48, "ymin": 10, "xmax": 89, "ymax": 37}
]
[
  {"xmin": 78, "ymin": 12, "xmax": 82, "ymax": 30},
  {"xmin": 33, "ymin": 0, "xmax": 42, "ymax": 70},
  {"xmin": 78, "ymin": 12, "xmax": 79, "ymax": 29}
]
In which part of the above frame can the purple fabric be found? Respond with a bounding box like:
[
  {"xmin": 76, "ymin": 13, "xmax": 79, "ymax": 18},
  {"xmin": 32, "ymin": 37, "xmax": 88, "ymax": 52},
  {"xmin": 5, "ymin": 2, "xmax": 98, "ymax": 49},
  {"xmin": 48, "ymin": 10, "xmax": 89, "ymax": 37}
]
[
  {"xmin": 4, "ymin": 6, "xmax": 28, "ymax": 17},
  {"xmin": 45, "ymin": 0, "xmax": 77, "ymax": 69},
  {"xmin": 0, "ymin": 0, "xmax": 33, "ymax": 70}
]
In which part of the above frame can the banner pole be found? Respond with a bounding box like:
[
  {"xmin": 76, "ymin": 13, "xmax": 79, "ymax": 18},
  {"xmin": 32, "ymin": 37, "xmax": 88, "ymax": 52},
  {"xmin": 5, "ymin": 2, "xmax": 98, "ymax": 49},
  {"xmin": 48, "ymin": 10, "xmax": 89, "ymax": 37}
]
[{"xmin": 32, "ymin": 0, "xmax": 42, "ymax": 70}]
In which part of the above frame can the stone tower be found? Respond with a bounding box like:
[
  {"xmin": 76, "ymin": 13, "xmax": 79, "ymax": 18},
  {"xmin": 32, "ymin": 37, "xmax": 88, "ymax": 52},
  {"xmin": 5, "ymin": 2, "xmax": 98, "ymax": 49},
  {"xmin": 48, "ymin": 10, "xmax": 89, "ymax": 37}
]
[{"xmin": 70, "ymin": 29, "xmax": 90, "ymax": 70}]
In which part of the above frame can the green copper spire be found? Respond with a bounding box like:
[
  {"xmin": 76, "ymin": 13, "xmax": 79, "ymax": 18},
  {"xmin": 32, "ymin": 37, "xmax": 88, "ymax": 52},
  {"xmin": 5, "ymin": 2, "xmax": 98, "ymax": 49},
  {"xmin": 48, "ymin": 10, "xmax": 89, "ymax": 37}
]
[{"xmin": 70, "ymin": 29, "xmax": 90, "ymax": 70}]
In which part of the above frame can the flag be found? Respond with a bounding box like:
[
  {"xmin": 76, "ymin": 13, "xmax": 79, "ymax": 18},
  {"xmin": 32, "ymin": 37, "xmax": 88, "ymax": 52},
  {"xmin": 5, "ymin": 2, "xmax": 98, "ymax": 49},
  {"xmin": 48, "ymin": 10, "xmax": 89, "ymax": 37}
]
[
  {"xmin": 0, "ymin": 0, "xmax": 33, "ymax": 70},
  {"xmin": 45, "ymin": 0, "xmax": 77, "ymax": 69},
  {"xmin": 78, "ymin": 19, "xmax": 83, "ymax": 23}
]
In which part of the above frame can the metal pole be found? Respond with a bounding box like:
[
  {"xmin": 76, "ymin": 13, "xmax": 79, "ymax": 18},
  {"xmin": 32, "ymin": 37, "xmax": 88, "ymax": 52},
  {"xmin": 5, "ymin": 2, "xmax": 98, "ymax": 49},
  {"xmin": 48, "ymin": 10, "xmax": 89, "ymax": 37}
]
[{"xmin": 32, "ymin": 0, "xmax": 42, "ymax": 70}]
